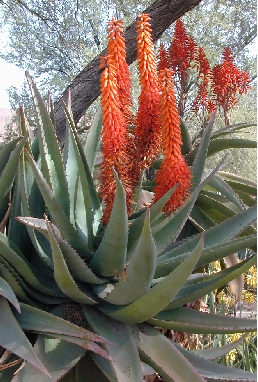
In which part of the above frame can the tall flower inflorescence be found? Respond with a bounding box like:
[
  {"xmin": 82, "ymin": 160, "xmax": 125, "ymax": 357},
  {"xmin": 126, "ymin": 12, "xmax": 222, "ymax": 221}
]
[
  {"xmin": 192, "ymin": 46, "xmax": 216, "ymax": 119},
  {"xmin": 134, "ymin": 13, "xmax": 161, "ymax": 174},
  {"xmin": 169, "ymin": 19, "xmax": 197, "ymax": 117},
  {"xmin": 154, "ymin": 69, "xmax": 192, "ymax": 214},
  {"xmin": 99, "ymin": 55, "xmax": 133, "ymax": 224},
  {"xmin": 107, "ymin": 18, "xmax": 133, "ymax": 125},
  {"xmin": 211, "ymin": 47, "xmax": 251, "ymax": 125}
]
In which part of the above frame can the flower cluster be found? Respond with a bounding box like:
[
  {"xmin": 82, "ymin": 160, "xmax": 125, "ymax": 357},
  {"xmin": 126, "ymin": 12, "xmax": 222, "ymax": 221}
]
[
  {"xmin": 134, "ymin": 13, "xmax": 162, "ymax": 169},
  {"xmin": 211, "ymin": 47, "xmax": 251, "ymax": 125},
  {"xmin": 99, "ymin": 55, "xmax": 133, "ymax": 224},
  {"xmin": 99, "ymin": 15, "xmax": 193, "ymax": 222},
  {"xmin": 153, "ymin": 69, "xmax": 192, "ymax": 214}
]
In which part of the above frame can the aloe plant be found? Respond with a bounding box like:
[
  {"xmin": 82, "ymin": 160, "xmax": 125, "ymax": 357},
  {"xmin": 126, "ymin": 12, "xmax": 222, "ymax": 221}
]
[
  {"xmin": 0, "ymin": 70, "xmax": 256, "ymax": 382},
  {"xmin": 0, "ymin": 13, "xmax": 257, "ymax": 381}
]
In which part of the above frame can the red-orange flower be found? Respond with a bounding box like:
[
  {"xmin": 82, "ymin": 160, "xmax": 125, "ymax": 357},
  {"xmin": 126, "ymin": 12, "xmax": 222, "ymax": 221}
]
[
  {"xmin": 158, "ymin": 43, "xmax": 170, "ymax": 72},
  {"xmin": 211, "ymin": 47, "xmax": 251, "ymax": 125},
  {"xmin": 192, "ymin": 47, "xmax": 216, "ymax": 118},
  {"xmin": 107, "ymin": 18, "xmax": 133, "ymax": 125},
  {"xmin": 99, "ymin": 55, "xmax": 133, "ymax": 224},
  {"xmin": 134, "ymin": 13, "xmax": 162, "ymax": 171},
  {"xmin": 169, "ymin": 19, "xmax": 197, "ymax": 80},
  {"xmin": 154, "ymin": 69, "xmax": 192, "ymax": 214}
]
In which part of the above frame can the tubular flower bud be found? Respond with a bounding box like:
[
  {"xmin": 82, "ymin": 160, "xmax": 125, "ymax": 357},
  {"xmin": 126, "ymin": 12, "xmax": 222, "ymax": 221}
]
[
  {"xmin": 154, "ymin": 69, "xmax": 192, "ymax": 214},
  {"xmin": 107, "ymin": 18, "xmax": 134, "ymax": 125},
  {"xmin": 99, "ymin": 55, "xmax": 133, "ymax": 224},
  {"xmin": 134, "ymin": 13, "xmax": 162, "ymax": 171}
]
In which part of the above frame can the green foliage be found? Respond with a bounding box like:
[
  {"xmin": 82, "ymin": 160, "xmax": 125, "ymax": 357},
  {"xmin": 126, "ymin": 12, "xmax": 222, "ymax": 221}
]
[{"xmin": 0, "ymin": 73, "xmax": 257, "ymax": 381}]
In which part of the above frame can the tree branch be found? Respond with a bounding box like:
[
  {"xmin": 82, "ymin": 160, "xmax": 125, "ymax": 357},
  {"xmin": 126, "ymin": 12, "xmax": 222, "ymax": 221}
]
[{"xmin": 54, "ymin": 0, "xmax": 203, "ymax": 141}]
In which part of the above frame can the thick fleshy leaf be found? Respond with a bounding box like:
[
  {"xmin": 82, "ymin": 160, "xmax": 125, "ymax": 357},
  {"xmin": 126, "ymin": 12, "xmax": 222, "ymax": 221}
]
[
  {"xmin": 189, "ymin": 109, "xmax": 217, "ymax": 184},
  {"xmin": 0, "ymin": 137, "xmax": 23, "ymax": 175},
  {"xmin": 100, "ymin": 235, "xmax": 204, "ymax": 324},
  {"xmin": 153, "ymin": 157, "xmax": 227, "ymax": 255},
  {"xmin": 0, "ymin": 135, "xmax": 27, "ymax": 203},
  {"xmin": 82, "ymin": 305, "xmax": 143, "ymax": 382},
  {"xmin": 14, "ymin": 303, "xmax": 110, "ymax": 345},
  {"xmin": 24, "ymin": 150, "xmax": 93, "ymax": 260},
  {"xmin": 189, "ymin": 138, "xmax": 256, "ymax": 159},
  {"xmin": 148, "ymin": 307, "xmax": 257, "ymax": 334},
  {"xmin": 174, "ymin": 341, "xmax": 257, "ymax": 381},
  {"xmin": 127, "ymin": 184, "xmax": 178, "ymax": 256},
  {"xmin": 191, "ymin": 334, "xmax": 248, "ymax": 360},
  {"xmin": 159, "ymin": 205, "xmax": 257, "ymax": 260},
  {"xmin": 210, "ymin": 122, "xmax": 256, "ymax": 139},
  {"xmin": 16, "ymin": 216, "xmax": 106, "ymax": 285},
  {"xmin": 84, "ymin": 104, "xmax": 102, "ymax": 174},
  {"xmin": 95, "ymin": 209, "xmax": 156, "ymax": 305},
  {"xmin": 167, "ymin": 255, "xmax": 256, "ymax": 309},
  {"xmin": 0, "ymin": 276, "xmax": 20, "ymax": 312},
  {"xmin": 208, "ymin": 174, "xmax": 244, "ymax": 210},
  {"xmin": 26, "ymin": 72, "xmax": 70, "ymax": 217},
  {"xmin": 218, "ymin": 171, "xmax": 257, "ymax": 195},
  {"xmin": 0, "ymin": 232, "xmax": 63, "ymax": 297},
  {"xmin": 13, "ymin": 335, "xmax": 86, "ymax": 382},
  {"xmin": 0, "ymin": 297, "xmax": 50, "ymax": 377},
  {"xmin": 155, "ymin": 234, "xmax": 256, "ymax": 278},
  {"xmin": 46, "ymin": 219, "xmax": 98, "ymax": 304},
  {"xmin": 135, "ymin": 323, "xmax": 205, "ymax": 382},
  {"xmin": 62, "ymin": 99, "xmax": 101, "ymax": 238},
  {"xmin": 90, "ymin": 171, "xmax": 128, "ymax": 277}
]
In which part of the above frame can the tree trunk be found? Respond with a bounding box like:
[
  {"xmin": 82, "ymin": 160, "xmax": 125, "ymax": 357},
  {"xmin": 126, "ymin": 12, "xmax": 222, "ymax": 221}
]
[{"xmin": 54, "ymin": 0, "xmax": 203, "ymax": 141}]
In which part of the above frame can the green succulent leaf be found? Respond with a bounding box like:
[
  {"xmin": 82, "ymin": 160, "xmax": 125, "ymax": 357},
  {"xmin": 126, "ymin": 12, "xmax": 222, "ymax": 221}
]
[
  {"xmin": 153, "ymin": 157, "xmax": 227, "ymax": 255},
  {"xmin": 0, "ymin": 297, "xmax": 51, "ymax": 377},
  {"xmin": 62, "ymin": 98, "xmax": 101, "ymax": 238},
  {"xmin": 0, "ymin": 276, "xmax": 20, "ymax": 312},
  {"xmin": 24, "ymin": 150, "xmax": 93, "ymax": 260},
  {"xmin": 207, "ymin": 138, "xmax": 256, "ymax": 156},
  {"xmin": 191, "ymin": 334, "xmax": 248, "ymax": 360},
  {"xmin": 135, "ymin": 323, "xmax": 206, "ymax": 382},
  {"xmin": 0, "ymin": 136, "xmax": 23, "ymax": 175},
  {"xmin": 210, "ymin": 122, "xmax": 256, "ymax": 139},
  {"xmin": 160, "ymin": 204, "xmax": 257, "ymax": 259},
  {"xmin": 14, "ymin": 302, "xmax": 111, "ymax": 345},
  {"xmin": 16, "ymin": 216, "xmax": 106, "ymax": 285},
  {"xmin": 218, "ymin": 171, "xmax": 257, "ymax": 196},
  {"xmin": 174, "ymin": 341, "xmax": 257, "ymax": 381},
  {"xmin": 82, "ymin": 305, "xmax": 143, "ymax": 382},
  {"xmin": 0, "ymin": 134, "xmax": 27, "ymax": 204},
  {"xmin": 90, "ymin": 170, "xmax": 128, "ymax": 277},
  {"xmin": 167, "ymin": 255, "xmax": 256, "ymax": 309},
  {"xmin": 155, "ymin": 233, "xmax": 256, "ymax": 278},
  {"xmin": 100, "ymin": 235, "xmax": 204, "ymax": 324},
  {"xmin": 13, "ymin": 335, "xmax": 86, "ymax": 382},
  {"xmin": 127, "ymin": 184, "xmax": 179, "ymax": 256},
  {"xmin": 208, "ymin": 174, "xmax": 244, "ymax": 210},
  {"xmin": 95, "ymin": 209, "xmax": 156, "ymax": 305},
  {"xmin": 188, "ymin": 109, "xmax": 217, "ymax": 182},
  {"xmin": 84, "ymin": 103, "xmax": 102, "ymax": 174},
  {"xmin": 26, "ymin": 72, "xmax": 70, "ymax": 217},
  {"xmin": 148, "ymin": 307, "xmax": 257, "ymax": 334},
  {"xmin": 46, "ymin": 219, "xmax": 98, "ymax": 304}
]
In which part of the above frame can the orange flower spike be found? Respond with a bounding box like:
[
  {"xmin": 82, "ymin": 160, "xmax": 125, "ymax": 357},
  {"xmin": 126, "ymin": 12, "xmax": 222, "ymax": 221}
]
[
  {"xmin": 107, "ymin": 17, "xmax": 133, "ymax": 124},
  {"xmin": 158, "ymin": 43, "xmax": 170, "ymax": 72},
  {"xmin": 154, "ymin": 69, "xmax": 192, "ymax": 214},
  {"xmin": 99, "ymin": 55, "xmax": 133, "ymax": 224},
  {"xmin": 135, "ymin": 13, "xmax": 162, "ymax": 168}
]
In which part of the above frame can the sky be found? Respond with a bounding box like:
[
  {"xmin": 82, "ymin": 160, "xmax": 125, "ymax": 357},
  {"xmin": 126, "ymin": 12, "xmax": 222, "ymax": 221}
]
[{"xmin": 0, "ymin": 58, "xmax": 25, "ymax": 109}]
